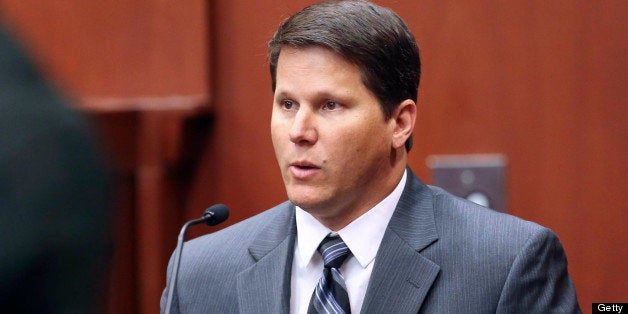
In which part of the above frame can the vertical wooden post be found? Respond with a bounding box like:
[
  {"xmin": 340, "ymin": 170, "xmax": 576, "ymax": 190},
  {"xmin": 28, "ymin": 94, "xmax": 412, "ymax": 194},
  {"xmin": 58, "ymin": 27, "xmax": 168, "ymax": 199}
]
[{"xmin": 135, "ymin": 111, "xmax": 167, "ymax": 314}]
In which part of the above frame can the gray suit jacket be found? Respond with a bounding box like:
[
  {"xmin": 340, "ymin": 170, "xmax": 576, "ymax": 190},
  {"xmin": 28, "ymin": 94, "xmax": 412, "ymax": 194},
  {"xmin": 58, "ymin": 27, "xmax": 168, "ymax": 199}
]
[{"xmin": 161, "ymin": 169, "xmax": 580, "ymax": 313}]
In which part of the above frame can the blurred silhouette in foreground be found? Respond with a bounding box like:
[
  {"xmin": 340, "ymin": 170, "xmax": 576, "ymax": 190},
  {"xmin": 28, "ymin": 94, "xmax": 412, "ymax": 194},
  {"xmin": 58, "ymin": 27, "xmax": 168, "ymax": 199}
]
[{"xmin": 0, "ymin": 24, "xmax": 112, "ymax": 313}]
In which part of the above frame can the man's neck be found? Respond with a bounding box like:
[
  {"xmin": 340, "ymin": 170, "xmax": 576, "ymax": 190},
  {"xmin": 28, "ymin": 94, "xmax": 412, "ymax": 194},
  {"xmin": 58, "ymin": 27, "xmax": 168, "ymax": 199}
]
[{"xmin": 314, "ymin": 166, "xmax": 407, "ymax": 231}]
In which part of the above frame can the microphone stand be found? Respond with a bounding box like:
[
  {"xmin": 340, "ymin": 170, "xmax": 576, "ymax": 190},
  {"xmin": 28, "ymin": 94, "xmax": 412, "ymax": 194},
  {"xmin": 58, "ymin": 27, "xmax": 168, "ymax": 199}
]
[{"xmin": 164, "ymin": 216, "xmax": 212, "ymax": 314}]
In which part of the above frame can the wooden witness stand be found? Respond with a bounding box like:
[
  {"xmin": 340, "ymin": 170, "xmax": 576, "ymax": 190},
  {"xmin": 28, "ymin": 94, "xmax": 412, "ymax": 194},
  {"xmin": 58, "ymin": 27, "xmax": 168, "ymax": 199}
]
[{"xmin": 79, "ymin": 96, "xmax": 211, "ymax": 314}]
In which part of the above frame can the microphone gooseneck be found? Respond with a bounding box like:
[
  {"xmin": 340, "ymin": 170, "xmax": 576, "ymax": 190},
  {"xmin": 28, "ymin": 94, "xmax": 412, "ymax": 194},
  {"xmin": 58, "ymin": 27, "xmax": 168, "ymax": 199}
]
[{"xmin": 164, "ymin": 204, "xmax": 230, "ymax": 314}]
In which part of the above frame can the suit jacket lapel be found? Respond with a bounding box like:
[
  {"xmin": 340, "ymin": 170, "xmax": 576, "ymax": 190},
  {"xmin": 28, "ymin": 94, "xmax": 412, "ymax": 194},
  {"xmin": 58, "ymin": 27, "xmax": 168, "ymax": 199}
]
[
  {"xmin": 236, "ymin": 203, "xmax": 296, "ymax": 314},
  {"xmin": 361, "ymin": 169, "xmax": 441, "ymax": 313}
]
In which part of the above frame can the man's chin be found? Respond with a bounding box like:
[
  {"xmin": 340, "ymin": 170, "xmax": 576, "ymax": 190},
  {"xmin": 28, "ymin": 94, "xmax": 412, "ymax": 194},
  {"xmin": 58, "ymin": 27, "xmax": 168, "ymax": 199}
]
[
  {"xmin": 289, "ymin": 198, "xmax": 322, "ymax": 211},
  {"xmin": 287, "ymin": 192, "xmax": 328, "ymax": 212}
]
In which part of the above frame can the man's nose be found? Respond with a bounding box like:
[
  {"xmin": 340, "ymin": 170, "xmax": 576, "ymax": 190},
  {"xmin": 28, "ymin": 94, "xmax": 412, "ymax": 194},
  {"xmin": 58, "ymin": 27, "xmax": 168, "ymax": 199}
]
[{"xmin": 289, "ymin": 107, "xmax": 318, "ymax": 145}]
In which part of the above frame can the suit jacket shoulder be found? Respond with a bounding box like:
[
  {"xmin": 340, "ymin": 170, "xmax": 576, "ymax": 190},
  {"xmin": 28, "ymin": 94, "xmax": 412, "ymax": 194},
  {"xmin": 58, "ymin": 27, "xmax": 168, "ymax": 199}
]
[
  {"xmin": 161, "ymin": 201, "xmax": 297, "ymax": 313},
  {"xmin": 362, "ymin": 169, "xmax": 580, "ymax": 313}
]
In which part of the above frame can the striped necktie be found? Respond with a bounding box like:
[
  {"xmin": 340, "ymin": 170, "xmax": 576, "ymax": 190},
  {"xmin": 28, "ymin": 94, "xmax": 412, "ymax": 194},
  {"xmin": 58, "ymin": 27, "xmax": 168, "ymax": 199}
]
[{"xmin": 307, "ymin": 235, "xmax": 352, "ymax": 314}]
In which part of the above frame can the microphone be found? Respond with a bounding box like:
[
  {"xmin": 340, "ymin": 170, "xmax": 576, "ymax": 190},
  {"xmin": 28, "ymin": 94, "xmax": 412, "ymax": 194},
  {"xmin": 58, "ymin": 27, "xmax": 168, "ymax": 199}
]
[
  {"xmin": 164, "ymin": 204, "xmax": 229, "ymax": 314},
  {"xmin": 202, "ymin": 204, "xmax": 229, "ymax": 226}
]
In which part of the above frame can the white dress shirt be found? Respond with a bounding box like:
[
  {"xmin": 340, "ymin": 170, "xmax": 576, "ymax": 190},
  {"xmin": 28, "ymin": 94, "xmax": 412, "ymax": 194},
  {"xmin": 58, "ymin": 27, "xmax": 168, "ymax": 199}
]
[{"xmin": 290, "ymin": 170, "xmax": 407, "ymax": 313}]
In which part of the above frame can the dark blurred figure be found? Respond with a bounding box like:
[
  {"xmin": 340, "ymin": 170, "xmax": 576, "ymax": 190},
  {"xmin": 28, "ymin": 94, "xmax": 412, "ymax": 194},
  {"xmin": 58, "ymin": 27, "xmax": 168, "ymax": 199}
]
[{"xmin": 0, "ymin": 24, "xmax": 112, "ymax": 313}]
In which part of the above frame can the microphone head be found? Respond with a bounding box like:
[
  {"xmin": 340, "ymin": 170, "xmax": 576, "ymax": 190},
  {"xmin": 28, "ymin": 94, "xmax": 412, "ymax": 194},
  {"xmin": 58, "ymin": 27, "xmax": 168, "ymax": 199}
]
[{"xmin": 203, "ymin": 204, "xmax": 229, "ymax": 226}]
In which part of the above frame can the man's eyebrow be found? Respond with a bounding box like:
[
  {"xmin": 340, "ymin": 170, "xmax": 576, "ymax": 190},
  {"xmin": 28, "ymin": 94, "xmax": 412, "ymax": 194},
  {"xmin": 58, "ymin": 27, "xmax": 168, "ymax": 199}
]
[{"xmin": 273, "ymin": 90, "xmax": 291, "ymax": 100}]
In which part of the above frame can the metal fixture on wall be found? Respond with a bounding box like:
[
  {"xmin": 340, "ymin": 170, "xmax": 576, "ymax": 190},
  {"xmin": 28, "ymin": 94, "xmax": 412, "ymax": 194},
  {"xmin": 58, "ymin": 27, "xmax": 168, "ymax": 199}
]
[{"xmin": 427, "ymin": 154, "xmax": 507, "ymax": 213}]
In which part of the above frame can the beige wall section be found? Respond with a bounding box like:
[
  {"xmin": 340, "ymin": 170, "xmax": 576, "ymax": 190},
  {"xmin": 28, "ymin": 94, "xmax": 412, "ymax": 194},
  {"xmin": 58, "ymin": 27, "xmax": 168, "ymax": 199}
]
[{"xmin": 1, "ymin": 0, "xmax": 626, "ymax": 313}]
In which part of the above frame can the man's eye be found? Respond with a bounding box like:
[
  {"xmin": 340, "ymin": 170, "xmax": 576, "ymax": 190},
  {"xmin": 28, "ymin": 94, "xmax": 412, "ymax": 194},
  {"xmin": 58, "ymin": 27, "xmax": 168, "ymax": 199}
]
[
  {"xmin": 282, "ymin": 100, "xmax": 295, "ymax": 110},
  {"xmin": 324, "ymin": 101, "xmax": 339, "ymax": 110}
]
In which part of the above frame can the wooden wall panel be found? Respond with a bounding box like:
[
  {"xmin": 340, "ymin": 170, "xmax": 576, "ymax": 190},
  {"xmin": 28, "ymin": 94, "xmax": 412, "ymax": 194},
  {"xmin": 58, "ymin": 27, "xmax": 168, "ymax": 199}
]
[
  {"xmin": 0, "ymin": 0, "xmax": 209, "ymax": 97},
  {"xmin": 400, "ymin": 1, "xmax": 628, "ymax": 306}
]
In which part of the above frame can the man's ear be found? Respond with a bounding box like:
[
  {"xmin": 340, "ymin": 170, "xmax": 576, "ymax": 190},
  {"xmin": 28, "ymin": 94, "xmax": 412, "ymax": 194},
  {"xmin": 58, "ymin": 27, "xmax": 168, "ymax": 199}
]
[{"xmin": 391, "ymin": 99, "xmax": 416, "ymax": 149}]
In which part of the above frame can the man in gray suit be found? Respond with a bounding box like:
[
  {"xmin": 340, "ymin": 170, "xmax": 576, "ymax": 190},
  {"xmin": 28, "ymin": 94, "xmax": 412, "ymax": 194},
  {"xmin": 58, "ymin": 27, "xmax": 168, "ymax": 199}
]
[{"xmin": 162, "ymin": 1, "xmax": 580, "ymax": 313}]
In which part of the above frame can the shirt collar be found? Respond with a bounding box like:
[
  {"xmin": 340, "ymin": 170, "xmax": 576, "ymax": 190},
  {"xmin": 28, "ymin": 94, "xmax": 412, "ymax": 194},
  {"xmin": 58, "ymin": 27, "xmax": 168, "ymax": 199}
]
[{"xmin": 295, "ymin": 170, "xmax": 407, "ymax": 269}]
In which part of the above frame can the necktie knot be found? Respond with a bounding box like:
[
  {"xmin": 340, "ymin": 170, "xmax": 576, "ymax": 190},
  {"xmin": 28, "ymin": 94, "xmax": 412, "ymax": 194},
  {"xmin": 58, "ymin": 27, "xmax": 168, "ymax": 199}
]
[{"xmin": 318, "ymin": 235, "xmax": 351, "ymax": 269}]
